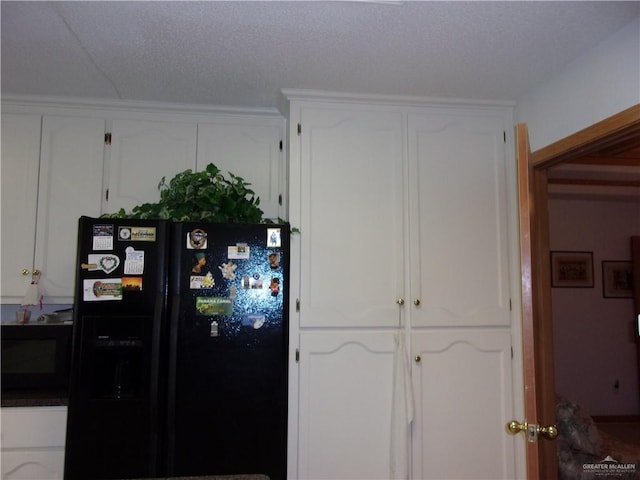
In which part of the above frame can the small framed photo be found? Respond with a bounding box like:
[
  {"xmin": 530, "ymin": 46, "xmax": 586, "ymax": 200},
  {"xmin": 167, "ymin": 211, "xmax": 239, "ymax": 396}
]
[
  {"xmin": 602, "ymin": 261, "xmax": 633, "ymax": 298},
  {"xmin": 550, "ymin": 251, "xmax": 594, "ymax": 288}
]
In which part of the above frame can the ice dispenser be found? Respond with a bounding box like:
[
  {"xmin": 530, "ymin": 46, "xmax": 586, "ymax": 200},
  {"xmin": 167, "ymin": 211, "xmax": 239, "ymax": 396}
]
[{"xmin": 90, "ymin": 316, "xmax": 150, "ymax": 399}]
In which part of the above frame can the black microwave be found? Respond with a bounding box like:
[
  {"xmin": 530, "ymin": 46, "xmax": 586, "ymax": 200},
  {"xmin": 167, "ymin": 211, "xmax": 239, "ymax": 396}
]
[{"xmin": 1, "ymin": 323, "xmax": 73, "ymax": 393}]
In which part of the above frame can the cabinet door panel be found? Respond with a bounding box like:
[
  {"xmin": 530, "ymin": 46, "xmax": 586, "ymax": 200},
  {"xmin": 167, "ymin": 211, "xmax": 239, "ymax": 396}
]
[
  {"xmin": 298, "ymin": 107, "xmax": 405, "ymax": 328},
  {"xmin": 35, "ymin": 116, "xmax": 105, "ymax": 302},
  {"xmin": 197, "ymin": 120, "xmax": 283, "ymax": 221},
  {"xmin": 412, "ymin": 330, "xmax": 516, "ymax": 479},
  {"xmin": 1, "ymin": 114, "xmax": 41, "ymax": 301},
  {"xmin": 298, "ymin": 332, "xmax": 395, "ymax": 479},
  {"xmin": 107, "ymin": 119, "xmax": 197, "ymax": 214},
  {"xmin": 408, "ymin": 112, "xmax": 510, "ymax": 327}
]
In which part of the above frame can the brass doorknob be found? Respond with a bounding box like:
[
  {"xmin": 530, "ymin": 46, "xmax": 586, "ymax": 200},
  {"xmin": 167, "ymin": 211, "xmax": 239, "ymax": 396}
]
[
  {"xmin": 396, "ymin": 298, "xmax": 405, "ymax": 305},
  {"xmin": 538, "ymin": 424, "xmax": 558, "ymax": 439},
  {"xmin": 507, "ymin": 420, "xmax": 526, "ymax": 435},
  {"xmin": 507, "ymin": 420, "xmax": 558, "ymax": 441}
]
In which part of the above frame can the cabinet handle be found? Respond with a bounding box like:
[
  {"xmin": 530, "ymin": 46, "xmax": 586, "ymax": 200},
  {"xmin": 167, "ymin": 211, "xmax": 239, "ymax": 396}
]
[
  {"xmin": 415, "ymin": 355, "xmax": 421, "ymax": 363},
  {"xmin": 21, "ymin": 269, "xmax": 30, "ymax": 276},
  {"xmin": 396, "ymin": 298, "xmax": 405, "ymax": 306},
  {"xmin": 413, "ymin": 299, "xmax": 421, "ymax": 306}
]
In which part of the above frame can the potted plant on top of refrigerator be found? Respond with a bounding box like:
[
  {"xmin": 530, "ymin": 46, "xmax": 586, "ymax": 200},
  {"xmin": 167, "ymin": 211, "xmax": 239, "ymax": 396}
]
[{"xmin": 103, "ymin": 163, "xmax": 263, "ymax": 223}]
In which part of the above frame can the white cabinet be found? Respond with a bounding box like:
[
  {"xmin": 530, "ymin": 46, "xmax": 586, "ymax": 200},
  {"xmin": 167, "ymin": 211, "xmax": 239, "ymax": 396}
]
[
  {"xmin": 0, "ymin": 407, "xmax": 67, "ymax": 480},
  {"xmin": 295, "ymin": 106, "xmax": 405, "ymax": 328},
  {"xmin": 407, "ymin": 111, "xmax": 511, "ymax": 327},
  {"xmin": 297, "ymin": 332, "xmax": 396, "ymax": 480},
  {"xmin": 105, "ymin": 119, "xmax": 197, "ymax": 214},
  {"xmin": 411, "ymin": 330, "xmax": 515, "ymax": 479},
  {"xmin": 197, "ymin": 118, "xmax": 284, "ymax": 220},
  {"xmin": 36, "ymin": 116, "xmax": 105, "ymax": 302},
  {"xmin": 0, "ymin": 114, "xmax": 104, "ymax": 304},
  {"xmin": 1, "ymin": 114, "xmax": 42, "ymax": 301},
  {"xmin": 284, "ymin": 94, "xmax": 518, "ymax": 480}
]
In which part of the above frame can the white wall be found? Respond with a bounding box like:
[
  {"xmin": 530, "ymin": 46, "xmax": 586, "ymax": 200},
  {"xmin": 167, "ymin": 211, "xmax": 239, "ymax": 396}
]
[
  {"xmin": 549, "ymin": 196, "xmax": 640, "ymax": 416},
  {"xmin": 515, "ymin": 17, "xmax": 640, "ymax": 151}
]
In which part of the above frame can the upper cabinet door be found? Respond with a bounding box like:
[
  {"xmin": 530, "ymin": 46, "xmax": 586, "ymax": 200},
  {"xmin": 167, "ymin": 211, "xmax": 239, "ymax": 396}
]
[
  {"xmin": 35, "ymin": 115, "xmax": 106, "ymax": 302},
  {"xmin": 1, "ymin": 114, "xmax": 42, "ymax": 301},
  {"xmin": 408, "ymin": 111, "xmax": 511, "ymax": 327},
  {"xmin": 106, "ymin": 119, "xmax": 197, "ymax": 214},
  {"xmin": 296, "ymin": 106, "xmax": 405, "ymax": 328},
  {"xmin": 197, "ymin": 119, "xmax": 283, "ymax": 221}
]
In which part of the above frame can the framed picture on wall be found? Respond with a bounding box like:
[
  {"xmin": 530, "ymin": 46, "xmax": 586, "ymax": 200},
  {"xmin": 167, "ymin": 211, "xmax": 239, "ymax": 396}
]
[
  {"xmin": 602, "ymin": 261, "xmax": 633, "ymax": 298},
  {"xmin": 550, "ymin": 251, "xmax": 594, "ymax": 288}
]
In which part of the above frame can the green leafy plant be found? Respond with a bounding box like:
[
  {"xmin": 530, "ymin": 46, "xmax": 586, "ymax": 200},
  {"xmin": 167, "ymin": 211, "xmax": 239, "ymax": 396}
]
[{"xmin": 103, "ymin": 163, "xmax": 264, "ymax": 223}]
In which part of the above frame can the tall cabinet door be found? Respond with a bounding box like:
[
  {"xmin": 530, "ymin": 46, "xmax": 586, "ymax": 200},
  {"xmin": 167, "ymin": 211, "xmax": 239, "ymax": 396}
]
[
  {"xmin": 197, "ymin": 119, "xmax": 283, "ymax": 221},
  {"xmin": 411, "ymin": 330, "xmax": 516, "ymax": 479},
  {"xmin": 106, "ymin": 119, "xmax": 197, "ymax": 214},
  {"xmin": 35, "ymin": 115, "xmax": 105, "ymax": 302},
  {"xmin": 296, "ymin": 106, "xmax": 405, "ymax": 328},
  {"xmin": 407, "ymin": 111, "xmax": 511, "ymax": 327},
  {"xmin": 1, "ymin": 114, "xmax": 42, "ymax": 301},
  {"xmin": 297, "ymin": 332, "xmax": 396, "ymax": 479}
]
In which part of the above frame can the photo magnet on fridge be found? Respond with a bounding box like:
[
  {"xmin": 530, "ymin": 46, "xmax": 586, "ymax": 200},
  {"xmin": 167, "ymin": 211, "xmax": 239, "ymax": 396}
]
[
  {"xmin": 267, "ymin": 228, "xmax": 281, "ymax": 247},
  {"xmin": 228, "ymin": 243, "xmax": 250, "ymax": 259},
  {"xmin": 122, "ymin": 277, "xmax": 143, "ymax": 292}
]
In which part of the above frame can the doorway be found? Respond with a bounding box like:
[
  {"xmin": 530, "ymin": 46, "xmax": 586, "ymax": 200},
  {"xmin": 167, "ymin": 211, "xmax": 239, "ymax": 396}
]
[{"xmin": 527, "ymin": 104, "xmax": 640, "ymax": 474}]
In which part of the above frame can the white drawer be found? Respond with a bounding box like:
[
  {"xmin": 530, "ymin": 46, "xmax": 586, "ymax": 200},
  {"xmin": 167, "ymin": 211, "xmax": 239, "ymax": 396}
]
[{"xmin": 1, "ymin": 407, "xmax": 67, "ymax": 448}]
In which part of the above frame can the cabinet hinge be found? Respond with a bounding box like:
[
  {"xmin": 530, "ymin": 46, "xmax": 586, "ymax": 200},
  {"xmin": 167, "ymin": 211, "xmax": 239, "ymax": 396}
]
[
  {"xmin": 279, "ymin": 140, "xmax": 283, "ymax": 151},
  {"xmin": 278, "ymin": 194, "xmax": 283, "ymax": 206},
  {"xmin": 295, "ymin": 349, "xmax": 300, "ymax": 363},
  {"xmin": 105, "ymin": 188, "xmax": 109, "ymax": 202},
  {"xmin": 504, "ymin": 131, "xmax": 506, "ymax": 143},
  {"xmin": 297, "ymin": 123, "xmax": 302, "ymax": 136},
  {"xmin": 105, "ymin": 133, "xmax": 112, "ymax": 145},
  {"xmin": 511, "ymin": 346, "xmax": 514, "ymax": 359},
  {"xmin": 296, "ymin": 298, "xmax": 300, "ymax": 312},
  {"xmin": 509, "ymin": 299, "xmax": 512, "ymax": 311}
]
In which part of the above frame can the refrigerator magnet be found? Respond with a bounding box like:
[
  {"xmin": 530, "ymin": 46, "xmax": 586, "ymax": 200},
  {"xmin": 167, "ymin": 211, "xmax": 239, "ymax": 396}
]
[
  {"xmin": 196, "ymin": 297, "xmax": 232, "ymax": 316},
  {"xmin": 124, "ymin": 247, "xmax": 145, "ymax": 275},
  {"xmin": 270, "ymin": 277, "xmax": 281, "ymax": 296},
  {"xmin": 267, "ymin": 228, "xmax": 281, "ymax": 247},
  {"xmin": 218, "ymin": 261, "xmax": 237, "ymax": 280},
  {"xmin": 242, "ymin": 314, "xmax": 266, "ymax": 329},
  {"xmin": 228, "ymin": 243, "xmax": 250, "ymax": 259},
  {"xmin": 187, "ymin": 229, "xmax": 207, "ymax": 249},
  {"xmin": 190, "ymin": 272, "xmax": 214, "ymax": 289},
  {"xmin": 122, "ymin": 277, "xmax": 143, "ymax": 292},
  {"xmin": 83, "ymin": 279, "xmax": 123, "ymax": 301},
  {"xmin": 92, "ymin": 225, "xmax": 114, "ymax": 250},
  {"xmin": 191, "ymin": 252, "xmax": 207, "ymax": 273},
  {"xmin": 268, "ymin": 252, "xmax": 280, "ymax": 269},
  {"xmin": 83, "ymin": 254, "xmax": 120, "ymax": 274}
]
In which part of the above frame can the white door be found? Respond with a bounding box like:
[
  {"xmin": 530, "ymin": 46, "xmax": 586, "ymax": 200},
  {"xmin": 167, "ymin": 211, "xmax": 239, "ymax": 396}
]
[
  {"xmin": 407, "ymin": 111, "xmax": 511, "ymax": 328},
  {"xmin": 296, "ymin": 106, "xmax": 405, "ymax": 328},
  {"xmin": 297, "ymin": 332, "xmax": 396, "ymax": 479},
  {"xmin": 0, "ymin": 114, "xmax": 41, "ymax": 302},
  {"xmin": 197, "ymin": 119, "xmax": 283, "ymax": 220},
  {"xmin": 106, "ymin": 119, "xmax": 197, "ymax": 214},
  {"xmin": 35, "ymin": 115, "xmax": 105, "ymax": 302},
  {"xmin": 411, "ymin": 330, "xmax": 516, "ymax": 479}
]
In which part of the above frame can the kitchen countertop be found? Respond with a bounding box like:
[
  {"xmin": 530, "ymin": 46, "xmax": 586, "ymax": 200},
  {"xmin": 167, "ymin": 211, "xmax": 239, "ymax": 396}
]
[{"xmin": 1, "ymin": 389, "xmax": 68, "ymax": 408}]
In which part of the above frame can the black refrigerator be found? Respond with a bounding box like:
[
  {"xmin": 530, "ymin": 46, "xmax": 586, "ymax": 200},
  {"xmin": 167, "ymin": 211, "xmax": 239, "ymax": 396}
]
[{"xmin": 65, "ymin": 216, "xmax": 289, "ymax": 480}]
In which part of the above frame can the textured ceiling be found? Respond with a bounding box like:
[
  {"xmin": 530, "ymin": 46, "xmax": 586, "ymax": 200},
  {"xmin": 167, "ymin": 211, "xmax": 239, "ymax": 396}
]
[{"xmin": 2, "ymin": 1, "xmax": 639, "ymax": 109}]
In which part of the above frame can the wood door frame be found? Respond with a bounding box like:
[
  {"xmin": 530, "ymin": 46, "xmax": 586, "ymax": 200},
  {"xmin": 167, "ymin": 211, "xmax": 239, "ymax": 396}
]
[{"xmin": 522, "ymin": 104, "xmax": 640, "ymax": 479}]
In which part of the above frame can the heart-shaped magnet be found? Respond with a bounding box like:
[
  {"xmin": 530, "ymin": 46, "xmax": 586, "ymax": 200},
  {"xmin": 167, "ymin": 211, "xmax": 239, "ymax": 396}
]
[{"xmin": 99, "ymin": 255, "xmax": 120, "ymax": 274}]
